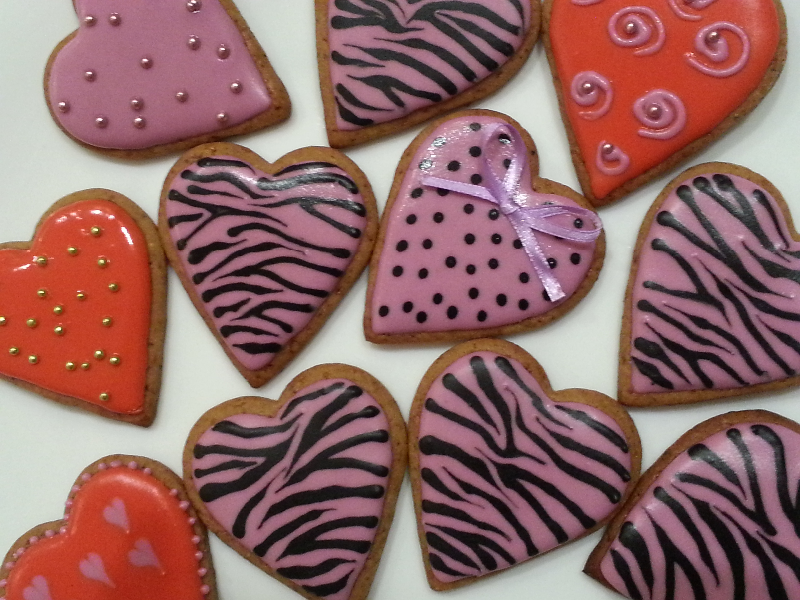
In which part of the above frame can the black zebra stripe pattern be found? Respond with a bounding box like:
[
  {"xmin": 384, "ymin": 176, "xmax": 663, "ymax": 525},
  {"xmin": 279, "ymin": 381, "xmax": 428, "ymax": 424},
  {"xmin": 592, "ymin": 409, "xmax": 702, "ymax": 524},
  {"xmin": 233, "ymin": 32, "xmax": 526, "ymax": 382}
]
[
  {"xmin": 325, "ymin": 0, "xmax": 534, "ymax": 130},
  {"xmin": 190, "ymin": 379, "xmax": 395, "ymax": 600},
  {"xmin": 592, "ymin": 416, "xmax": 800, "ymax": 600},
  {"xmin": 626, "ymin": 168, "xmax": 800, "ymax": 401},
  {"xmin": 164, "ymin": 152, "xmax": 368, "ymax": 376},
  {"xmin": 414, "ymin": 347, "xmax": 633, "ymax": 585}
]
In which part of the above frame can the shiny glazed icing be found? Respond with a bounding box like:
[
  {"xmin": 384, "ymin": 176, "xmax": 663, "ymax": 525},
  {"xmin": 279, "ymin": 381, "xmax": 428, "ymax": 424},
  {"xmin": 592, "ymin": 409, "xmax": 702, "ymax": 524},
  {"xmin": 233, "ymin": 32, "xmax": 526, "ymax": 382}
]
[
  {"xmin": 2, "ymin": 463, "xmax": 208, "ymax": 600},
  {"xmin": 599, "ymin": 422, "xmax": 800, "ymax": 600},
  {"xmin": 48, "ymin": 0, "xmax": 271, "ymax": 149},
  {"xmin": 549, "ymin": 0, "xmax": 781, "ymax": 201},
  {"xmin": 165, "ymin": 156, "xmax": 367, "ymax": 372},
  {"xmin": 191, "ymin": 379, "xmax": 393, "ymax": 600},
  {"xmin": 0, "ymin": 200, "xmax": 151, "ymax": 414},
  {"xmin": 327, "ymin": 0, "xmax": 532, "ymax": 130},
  {"xmin": 629, "ymin": 172, "xmax": 800, "ymax": 393},
  {"xmin": 370, "ymin": 115, "xmax": 599, "ymax": 334},
  {"xmin": 417, "ymin": 351, "xmax": 632, "ymax": 582}
]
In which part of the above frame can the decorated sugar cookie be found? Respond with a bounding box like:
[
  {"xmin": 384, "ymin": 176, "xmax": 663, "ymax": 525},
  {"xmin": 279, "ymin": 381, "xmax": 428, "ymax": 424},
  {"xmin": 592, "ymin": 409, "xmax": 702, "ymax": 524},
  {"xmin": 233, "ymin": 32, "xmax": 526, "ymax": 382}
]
[
  {"xmin": 544, "ymin": 0, "xmax": 787, "ymax": 206},
  {"xmin": 184, "ymin": 364, "xmax": 407, "ymax": 600},
  {"xmin": 317, "ymin": 0, "xmax": 541, "ymax": 148},
  {"xmin": 620, "ymin": 163, "xmax": 800, "ymax": 406},
  {"xmin": 365, "ymin": 110, "xmax": 604, "ymax": 344},
  {"xmin": 0, "ymin": 189, "xmax": 166, "ymax": 426},
  {"xmin": 161, "ymin": 143, "xmax": 377, "ymax": 388},
  {"xmin": 45, "ymin": 0, "xmax": 290, "ymax": 158},
  {"xmin": 0, "ymin": 455, "xmax": 217, "ymax": 600},
  {"xmin": 408, "ymin": 339, "xmax": 641, "ymax": 590},
  {"xmin": 586, "ymin": 410, "xmax": 800, "ymax": 600}
]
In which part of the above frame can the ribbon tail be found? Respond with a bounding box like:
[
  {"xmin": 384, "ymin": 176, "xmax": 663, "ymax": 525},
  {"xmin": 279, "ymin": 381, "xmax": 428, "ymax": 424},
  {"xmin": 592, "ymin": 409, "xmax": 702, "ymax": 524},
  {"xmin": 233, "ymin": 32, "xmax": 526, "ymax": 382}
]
[{"xmin": 509, "ymin": 213, "xmax": 566, "ymax": 302}]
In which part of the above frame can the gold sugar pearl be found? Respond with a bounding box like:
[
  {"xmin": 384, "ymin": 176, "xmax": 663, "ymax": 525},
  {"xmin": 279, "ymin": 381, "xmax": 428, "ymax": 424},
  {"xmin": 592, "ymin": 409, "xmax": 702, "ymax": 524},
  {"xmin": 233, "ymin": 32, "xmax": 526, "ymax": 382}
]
[
  {"xmin": 54, "ymin": 326, "xmax": 64, "ymax": 336},
  {"xmin": 97, "ymin": 257, "xmax": 109, "ymax": 268},
  {"xmin": 81, "ymin": 362, "xmax": 90, "ymax": 370},
  {"xmin": 0, "ymin": 316, "xmax": 6, "ymax": 326},
  {"xmin": 109, "ymin": 356, "xmax": 121, "ymax": 366},
  {"xmin": 76, "ymin": 292, "xmax": 87, "ymax": 301},
  {"xmin": 65, "ymin": 362, "xmax": 76, "ymax": 371},
  {"xmin": 35, "ymin": 256, "xmax": 48, "ymax": 267},
  {"xmin": 102, "ymin": 317, "xmax": 113, "ymax": 327},
  {"xmin": 26, "ymin": 319, "xmax": 37, "ymax": 328},
  {"xmin": 94, "ymin": 350, "xmax": 105, "ymax": 360},
  {"xmin": 67, "ymin": 246, "xmax": 79, "ymax": 256},
  {"xmin": 9, "ymin": 347, "xmax": 19, "ymax": 356},
  {"xmin": 108, "ymin": 283, "xmax": 119, "ymax": 293},
  {"xmin": 28, "ymin": 355, "xmax": 38, "ymax": 365},
  {"xmin": 53, "ymin": 305, "xmax": 64, "ymax": 315},
  {"xmin": 90, "ymin": 226, "xmax": 102, "ymax": 237},
  {"xmin": 99, "ymin": 393, "xmax": 110, "ymax": 402},
  {"xmin": 37, "ymin": 289, "xmax": 47, "ymax": 299}
]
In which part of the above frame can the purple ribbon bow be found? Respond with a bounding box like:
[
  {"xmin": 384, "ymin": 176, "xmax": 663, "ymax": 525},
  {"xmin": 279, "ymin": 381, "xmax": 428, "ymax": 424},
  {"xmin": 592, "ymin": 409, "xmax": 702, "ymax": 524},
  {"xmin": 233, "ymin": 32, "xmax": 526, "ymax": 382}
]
[{"xmin": 421, "ymin": 123, "xmax": 602, "ymax": 302}]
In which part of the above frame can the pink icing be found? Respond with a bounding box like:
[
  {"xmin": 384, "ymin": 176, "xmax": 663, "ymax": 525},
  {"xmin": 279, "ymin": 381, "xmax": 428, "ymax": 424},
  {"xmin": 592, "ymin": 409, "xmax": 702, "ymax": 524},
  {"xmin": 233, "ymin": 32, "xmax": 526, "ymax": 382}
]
[
  {"xmin": 571, "ymin": 71, "xmax": 614, "ymax": 120},
  {"xmin": 633, "ymin": 89, "xmax": 687, "ymax": 140},
  {"xmin": 370, "ymin": 115, "xmax": 599, "ymax": 334},
  {"xmin": 608, "ymin": 6, "xmax": 666, "ymax": 57},
  {"xmin": 687, "ymin": 22, "xmax": 751, "ymax": 78},
  {"xmin": 596, "ymin": 141, "xmax": 630, "ymax": 176},
  {"xmin": 629, "ymin": 172, "xmax": 800, "ymax": 393},
  {"xmin": 326, "ymin": 0, "xmax": 533, "ymax": 131},
  {"xmin": 191, "ymin": 379, "xmax": 393, "ymax": 600},
  {"xmin": 48, "ymin": 0, "xmax": 271, "ymax": 150},
  {"xmin": 165, "ymin": 155, "xmax": 367, "ymax": 372},
  {"xmin": 598, "ymin": 421, "xmax": 800, "ymax": 600},
  {"xmin": 418, "ymin": 351, "xmax": 632, "ymax": 582}
]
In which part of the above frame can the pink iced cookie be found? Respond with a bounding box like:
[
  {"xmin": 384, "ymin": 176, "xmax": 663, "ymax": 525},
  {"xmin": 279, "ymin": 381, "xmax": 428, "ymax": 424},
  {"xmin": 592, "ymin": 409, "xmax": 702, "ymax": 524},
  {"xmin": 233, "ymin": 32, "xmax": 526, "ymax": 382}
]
[
  {"xmin": 161, "ymin": 143, "xmax": 377, "ymax": 388},
  {"xmin": 586, "ymin": 410, "xmax": 800, "ymax": 600},
  {"xmin": 365, "ymin": 110, "xmax": 605, "ymax": 344},
  {"xmin": 45, "ymin": 0, "xmax": 290, "ymax": 157},
  {"xmin": 409, "ymin": 339, "xmax": 641, "ymax": 590},
  {"xmin": 184, "ymin": 364, "xmax": 407, "ymax": 600}
]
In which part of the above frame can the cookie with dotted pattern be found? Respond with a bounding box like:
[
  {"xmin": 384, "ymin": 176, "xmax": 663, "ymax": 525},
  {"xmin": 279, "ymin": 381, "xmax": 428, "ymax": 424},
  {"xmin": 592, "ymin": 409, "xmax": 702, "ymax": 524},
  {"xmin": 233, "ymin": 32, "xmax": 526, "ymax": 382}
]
[
  {"xmin": 365, "ymin": 110, "xmax": 605, "ymax": 344},
  {"xmin": 0, "ymin": 189, "xmax": 166, "ymax": 426}
]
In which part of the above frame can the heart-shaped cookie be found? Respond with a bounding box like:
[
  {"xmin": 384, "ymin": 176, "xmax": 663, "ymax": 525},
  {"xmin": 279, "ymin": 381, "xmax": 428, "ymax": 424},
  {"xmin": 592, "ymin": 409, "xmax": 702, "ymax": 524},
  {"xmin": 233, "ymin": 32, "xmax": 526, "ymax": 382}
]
[
  {"xmin": 184, "ymin": 364, "xmax": 407, "ymax": 600},
  {"xmin": 0, "ymin": 455, "xmax": 217, "ymax": 600},
  {"xmin": 365, "ymin": 110, "xmax": 605, "ymax": 344},
  {"xmin": 0, "ymin": 189, "xmax": 166, "ymax": 426},
  {"xmin": 317, "ymin": 0, "xmax": 541, "ymax": 148},
  {"xmin": 586, "ymin": 410, "xmax": 800, "ymax": 600},
  {"xmin": 544, "ymin": 0, "xmax": 787, "ymax": 206},
  {"xmin": 161, "ymin": 143, "xmax": 377, "ymax": 387},
  {"xmin": 45, "ymin": 0, "xmax": 290, "ymax": 158},
  {"xmin": 408, "ymin": 339, "xmax": 641, "ymax": 590},
  {"xmin": 620, "ymin": 163, "xmax": 800, "ymax": 406}
]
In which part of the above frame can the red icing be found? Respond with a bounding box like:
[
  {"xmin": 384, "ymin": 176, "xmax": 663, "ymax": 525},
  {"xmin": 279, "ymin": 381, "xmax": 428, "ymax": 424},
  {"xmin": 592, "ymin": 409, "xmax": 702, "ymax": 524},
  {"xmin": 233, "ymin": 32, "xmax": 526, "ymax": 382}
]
[
  {"xmin": 548, "ymin": 0, "xmax": 782, "ymax": 202},
  {"xmin": 3, "ymin": 466, "xmax": 206, "ymax": 600},
  {"xmin": 0, "ymin": 199, "xmax": 151, "ymax": 414}
]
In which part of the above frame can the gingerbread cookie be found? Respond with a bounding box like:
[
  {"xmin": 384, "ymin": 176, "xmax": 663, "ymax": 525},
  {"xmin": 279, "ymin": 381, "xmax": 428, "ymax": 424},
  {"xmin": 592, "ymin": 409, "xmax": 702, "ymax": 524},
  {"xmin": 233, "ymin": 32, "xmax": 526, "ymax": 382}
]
[
  {"xmin": 0, "ymin": 455, "xmax": 217, "ymax": 600},
  {"xmin": 408, "ymin": 339, "xmax": 641, "ymax": 590},
  {"xmin": 586, "ymin": 410, "xmax": 800, "ymax": 600},
  {"xmin": 160, "ymin": 143, "xmax": 377, "ymax": 388},
  {"xmin": 544, "ymin": 0, "xmax": 787, "ymax": 206},
  {"xmin": 45, "ymin": 0, "xmax": 290, "ymax": 158},
  {"xmin": 0, "ymin": 189, "xmax": 166, "ymax": 426},
  {"xmin": 317, "ymin": 0, "xmax": 541, "ymax": 148},
  {"xmin": 365, "ymin": 110, "xmax": 605, "ymax": 344},
  {"xmin": 620, "ymin": 163, "xmax": 800, "ymax": 406},
  {"xmin": 184, "ymin": 364, "xmax": 407, "ymax": 600}
]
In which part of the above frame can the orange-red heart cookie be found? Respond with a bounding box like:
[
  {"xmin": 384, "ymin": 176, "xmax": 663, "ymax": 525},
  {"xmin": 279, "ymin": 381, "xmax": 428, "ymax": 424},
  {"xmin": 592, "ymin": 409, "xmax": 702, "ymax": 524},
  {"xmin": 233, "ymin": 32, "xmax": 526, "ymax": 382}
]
[
  {"xmin": 0, "ymin": 456, "xmax": 217, "ymax": 600},
  {"xmin": 544, "ymin": 0, "xmax": 786, "ymax": 207},
  {"xmin": 0, "ymin": 189, "xmax": 166, "ymax": 426}
]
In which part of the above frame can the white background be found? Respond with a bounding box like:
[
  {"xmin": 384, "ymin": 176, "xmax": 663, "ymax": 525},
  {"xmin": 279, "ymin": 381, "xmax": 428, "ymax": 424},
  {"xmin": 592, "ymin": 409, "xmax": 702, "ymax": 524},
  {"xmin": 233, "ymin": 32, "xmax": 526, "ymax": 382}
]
[{"xmin": 0, "ymin": 2, "xmax": 799, "ymax": 599}]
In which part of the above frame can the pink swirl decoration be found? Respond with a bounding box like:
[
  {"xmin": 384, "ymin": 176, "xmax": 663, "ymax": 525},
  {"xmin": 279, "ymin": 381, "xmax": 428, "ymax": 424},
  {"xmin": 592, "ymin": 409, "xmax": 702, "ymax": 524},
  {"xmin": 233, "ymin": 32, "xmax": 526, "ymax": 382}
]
[
  {"xmin": 572, "ymin": 0, "xmax": 604, "ymax": 4},
  {"xmin": 595, "ymin": 141, "xmax": 630, "ymax": 176},
  {"xmin": 633, "ymin": 90, "xmax": 687, "ymax": 140},
  {"xmin": 667, "ymin": 0, "xmax": 718, "ymax": 21},
  {"xmin": 571, "ymin": 72, "xmax": 613, "ymax": 120},
  {"xmin": 686, "ymin": 22, "xmax": 751, "ymax": 78},
  {"xmin": 608, "ymin": 7, "xmax": 666, "ymax": 57}
]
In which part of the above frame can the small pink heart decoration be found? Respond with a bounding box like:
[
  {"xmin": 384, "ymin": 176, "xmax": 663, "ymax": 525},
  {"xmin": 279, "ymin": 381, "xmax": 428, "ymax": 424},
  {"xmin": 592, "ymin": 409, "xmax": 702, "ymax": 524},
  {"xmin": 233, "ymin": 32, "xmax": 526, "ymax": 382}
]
[
  {"xmin": 78, "ymin": 553, "xmax": 114, "ymax": 587},
  {"xmin": 103, "ymin": 498, "xmax": 130, "ymax": 533},
  {"xmin": 128, "ymin": 539, "xmax": 162, "ymax": 570},
  {"xmin": 22, "ymin": 576, "xmax": 52, "ymax": 600}
]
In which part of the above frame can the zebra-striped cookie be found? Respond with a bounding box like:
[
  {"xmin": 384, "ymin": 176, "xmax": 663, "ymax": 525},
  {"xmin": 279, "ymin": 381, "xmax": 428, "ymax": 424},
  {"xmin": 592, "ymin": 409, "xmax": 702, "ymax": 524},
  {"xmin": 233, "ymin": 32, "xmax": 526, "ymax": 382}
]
[
  {"xmin": 317, "ymin": 0, "xmax": 541, "ymax": 148},
  {"xmin": 585, "ymin": 410, "xmax": 800, "ymax": 600},
  {"xmin": 183, "ymin": 364, "xmax": 407, "ymax": 600},
  {"xmin": 408, "ymin": 339, "xmax": 641, "ymax": 590},
  {"xmin": 160, "ymin": 143, "xmax": 377, "ymax": 388},
  {"xmin": 620, "ymin": 163, "xmax": 800, "ymax": 406}
]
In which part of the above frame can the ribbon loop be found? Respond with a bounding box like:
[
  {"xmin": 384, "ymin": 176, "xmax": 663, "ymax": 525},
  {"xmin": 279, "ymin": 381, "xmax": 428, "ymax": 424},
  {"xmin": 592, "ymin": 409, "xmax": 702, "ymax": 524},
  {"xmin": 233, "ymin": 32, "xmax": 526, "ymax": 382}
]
[{"xmin": 421, "ymin": 122, "xmax": 601, "ymax": 302}]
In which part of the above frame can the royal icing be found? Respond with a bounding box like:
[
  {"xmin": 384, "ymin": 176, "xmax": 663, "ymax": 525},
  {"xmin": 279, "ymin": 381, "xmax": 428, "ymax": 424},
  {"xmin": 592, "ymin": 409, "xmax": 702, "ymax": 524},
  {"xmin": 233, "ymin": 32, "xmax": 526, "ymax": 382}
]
[
  {"xmin": 165, "ymin": 154, "xmax": 368, "ymax": 374},
  {"xmin": 597, "ymin": 420, "xmax": 800, "ymax": 600},
  {"xmin": 1, "ymin": 461, "xmax": 210, "ymax": 600},
  {"xmin": 190, "ymin": 380, "xmax": 394, "ymax": 600},
  {"xmin": 0, "ymin": 199, "xmax": 152, "ymax": 414},
  {"xmin": 47, "ymin": 0, "xmax": 272, "ymax": 150},
  {"xmin": 369, "ymin": 115, "xmax": 601, "ymax": 335},
  {"xmin": 548, "ymin": 0, "xmax": 782, "ymax": 203},
  {"xmin": 627, "ymin": 171, "xmax": 800, "ymax": 395},
  {"xmin": 325, "ymin": 0, "xmax": 534, "ymax": 131},
  {"xmin": 416, "ymin": 350, "xmax": 632, "ymax": 583}
]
